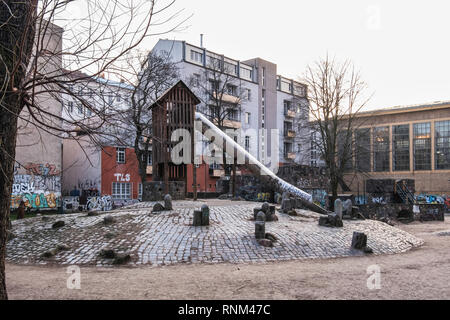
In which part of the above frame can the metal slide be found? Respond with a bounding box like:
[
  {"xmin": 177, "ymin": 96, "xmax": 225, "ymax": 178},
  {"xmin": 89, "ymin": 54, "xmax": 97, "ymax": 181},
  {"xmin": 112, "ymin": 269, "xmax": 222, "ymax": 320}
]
[{"xmin": 195, "ymin": 112, "xmax": 329, "ymax": 215}]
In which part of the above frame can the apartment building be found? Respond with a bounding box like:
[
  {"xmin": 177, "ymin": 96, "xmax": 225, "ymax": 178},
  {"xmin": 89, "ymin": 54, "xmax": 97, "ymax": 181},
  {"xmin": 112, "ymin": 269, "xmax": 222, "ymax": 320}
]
[
  {"xmin": 61, "ymin": 71, "xmax": 134, "ymax": 126},
  {"xmin": 150, "ymin": 39, "xmax": 311, "ymax": 169}
]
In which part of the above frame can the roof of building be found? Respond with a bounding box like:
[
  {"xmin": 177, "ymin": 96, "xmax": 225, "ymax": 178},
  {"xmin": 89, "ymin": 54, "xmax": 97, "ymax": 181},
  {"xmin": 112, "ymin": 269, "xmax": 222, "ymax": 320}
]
[
  {"xmin": 355, "ymin": 100, "xmax": 450, "ymax": 117},
  {"xmin": 148, "ymin": 80, "xmax": 201, "ymax": 109}
]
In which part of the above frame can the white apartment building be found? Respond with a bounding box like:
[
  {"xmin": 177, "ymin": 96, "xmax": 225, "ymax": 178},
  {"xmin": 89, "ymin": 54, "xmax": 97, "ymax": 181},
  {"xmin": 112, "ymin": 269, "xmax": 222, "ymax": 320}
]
[
  {"xmin": 150, "ymin": 39, "xmax": 311, "ymax": 167},
  {"xmin": 61, "ymin": 71, "xmax": 134, "ymax": 126}
]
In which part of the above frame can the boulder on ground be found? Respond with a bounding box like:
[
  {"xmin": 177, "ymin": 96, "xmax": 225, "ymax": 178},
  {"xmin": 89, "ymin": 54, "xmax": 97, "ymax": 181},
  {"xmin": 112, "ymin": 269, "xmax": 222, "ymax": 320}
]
[
  {"xmin": 152, "ymin": 203, "xmax": 165, "ymax": 213},
  {"xmin": 113, "ymin": 253, "xmax": 131, "ymax": 265},
  {"xmin": 57, "ymin": 244, "xmax": 71, "ymax": 251},
  {"xmin": 99, "ymin": 249, "xmax": 117, "ymax": 259},
  {"xmin": 351, "ymin": 232, "xmax": 368, "ymax": 250},
  {"xmin": 318, "ymin": 214, "xmax": 343, "ymax": 228},
  {"xmin": 201, "ymin": 205, "xmax": 210, "ymax": 226},
  {"xmin": 257, "ymin": 239, "xmax": 273, "ymax": 247},
  {"xmin": 103, "ymin": 215, "xmax": 116, "ymax": 225},
  {"xmin": 41, "ymin": 248, "xmax": 58, "ymax": 259},
  {"xmin": 193, "ymin": 210, "xmax": 203, "ymax": 226},
  {"xmin": 288, "ymin": 210, "xmax": 298, "ymax": 216},
  {"xmin": 164, "ymin": 194, "xmax": 173, "ymax": 210},
  {"xmin": 87, "ymin": 211, "xmax": 99, "ymax": 217},
  {"xmin": 265, "ymin": 233, "xmax": 278, "ymax": 242},
  {"xmin": 105, "ymin": 232, "xmax": 117, "ymax": 239},
  {"xmin": 52, "ymin": 221, "xmax": 65, "ymax": 229}
]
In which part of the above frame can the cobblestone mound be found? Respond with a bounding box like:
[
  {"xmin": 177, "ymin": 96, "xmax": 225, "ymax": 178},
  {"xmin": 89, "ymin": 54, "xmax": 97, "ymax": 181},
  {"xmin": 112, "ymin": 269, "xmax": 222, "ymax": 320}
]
[{"xmin": 6, "ymin": 201, "xmax": 424, "ymax": 267}]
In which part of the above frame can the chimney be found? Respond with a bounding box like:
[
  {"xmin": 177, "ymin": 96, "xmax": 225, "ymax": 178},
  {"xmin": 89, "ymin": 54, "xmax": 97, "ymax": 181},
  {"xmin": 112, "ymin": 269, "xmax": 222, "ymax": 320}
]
[{"xmin": 200, "ymin": 34, "xmax": 204, "ymax": 48}]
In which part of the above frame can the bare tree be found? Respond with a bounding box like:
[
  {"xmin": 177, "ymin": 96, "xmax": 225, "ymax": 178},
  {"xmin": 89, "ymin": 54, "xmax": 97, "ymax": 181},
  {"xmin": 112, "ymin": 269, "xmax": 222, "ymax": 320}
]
[
  {"xmin": 116, "ymin": 50, "xmax": 179, "ymax": 196},
  {"xmin": 303, "ymin": 55, "xmax": 371, "ymax": 206},
  {"xmin": 188, "ymin": 58, "xmax": 248, "ymax": 196},
  {"xmin": 0, "ymin": 0, "xmax": 187, "ymax": 300}
]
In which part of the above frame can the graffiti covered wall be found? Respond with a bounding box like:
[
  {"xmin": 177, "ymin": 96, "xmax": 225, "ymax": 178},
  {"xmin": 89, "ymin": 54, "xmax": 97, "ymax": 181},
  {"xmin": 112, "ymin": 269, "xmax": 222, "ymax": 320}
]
[{"xmin": 11, "ymin": 163, "xmax": 62, "ymax": 209}]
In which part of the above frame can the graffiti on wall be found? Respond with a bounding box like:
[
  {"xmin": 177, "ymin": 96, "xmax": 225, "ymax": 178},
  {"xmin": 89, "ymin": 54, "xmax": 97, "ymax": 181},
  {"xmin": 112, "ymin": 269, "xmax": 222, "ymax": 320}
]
[
  {"xmin": 87, "ymin": 195, "xmax": 113, "ymax": 211},
  {"xmin": 10, "ymin": 165, "xmax": 61, "ymax": 209},
  {"xmin": 24, "ymin": 163, "xmax": 60, "ymax": 177}
]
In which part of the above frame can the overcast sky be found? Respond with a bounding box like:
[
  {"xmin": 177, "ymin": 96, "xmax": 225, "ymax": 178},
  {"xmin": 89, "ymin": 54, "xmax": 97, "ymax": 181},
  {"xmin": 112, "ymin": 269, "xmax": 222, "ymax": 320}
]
[{"xmin": 67, "ymin": 0, "xmax": 450, "ymax": 111}]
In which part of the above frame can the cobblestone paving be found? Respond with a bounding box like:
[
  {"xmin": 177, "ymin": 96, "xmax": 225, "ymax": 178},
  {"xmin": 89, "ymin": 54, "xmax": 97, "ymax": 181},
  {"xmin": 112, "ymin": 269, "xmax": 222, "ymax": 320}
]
[{"xmin": 6, "ymin": 201, "xmax": 424, "ymax": 266}]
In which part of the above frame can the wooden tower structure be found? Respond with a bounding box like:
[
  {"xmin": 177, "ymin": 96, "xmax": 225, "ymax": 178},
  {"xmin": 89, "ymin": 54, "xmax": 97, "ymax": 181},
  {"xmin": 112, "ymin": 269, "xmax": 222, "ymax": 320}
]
[{"xmin": 150, "ymin": 80, "xmax": 201, "ymax": 197}]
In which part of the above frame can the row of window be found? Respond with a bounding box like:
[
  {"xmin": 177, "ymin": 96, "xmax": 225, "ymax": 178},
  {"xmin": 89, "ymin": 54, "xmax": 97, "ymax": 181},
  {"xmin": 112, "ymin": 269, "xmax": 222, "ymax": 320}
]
[
  {"xmin": 116, "ymin": 148, "xmax": 152, "ymax": 165},
  {"xmin": 189, "ymin": 49, "xmax": 254, "ymax": 81},
  {"xmin": 112, "ymin": 182, "xmax": 147, "ymax": 200},
  {"xmin": 348, "ymin": 120, "xmax": 450, "ymax": 172}
]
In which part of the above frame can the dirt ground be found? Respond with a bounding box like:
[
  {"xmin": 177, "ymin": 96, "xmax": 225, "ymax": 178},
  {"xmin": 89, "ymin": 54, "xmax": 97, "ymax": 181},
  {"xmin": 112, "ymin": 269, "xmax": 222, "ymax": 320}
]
[{"xmin": 6, "ymin": 218, "xmax": 450, "ymax": 300}]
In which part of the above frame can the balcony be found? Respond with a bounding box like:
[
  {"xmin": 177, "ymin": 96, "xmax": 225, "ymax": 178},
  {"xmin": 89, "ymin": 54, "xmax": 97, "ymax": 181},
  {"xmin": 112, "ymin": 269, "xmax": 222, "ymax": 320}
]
[
  {"xmin": 223, "ymin": 119, "xmax": 242, "ymax": 129},
  {"xmin": 212, "ymin": 92, "xmax": 241, "ymax": 104},
  {"xmin": 286, "ymin": 153, "xmax": 296, "ymax": 161},
  {"xmin": 284, "ymin": 130, "xmax": 296, "ymax": 138},
  {"xmin": 285, "ymin": 110, "xmax": 296, "ymax": 118},
  {"xmin": 209, "ymin": 169, "xmax": 225, "ymax": 177}
]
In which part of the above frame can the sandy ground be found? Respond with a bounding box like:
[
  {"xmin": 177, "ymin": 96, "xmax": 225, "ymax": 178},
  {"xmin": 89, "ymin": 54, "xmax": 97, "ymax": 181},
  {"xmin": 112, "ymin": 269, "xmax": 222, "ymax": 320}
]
[{"xmin": 6, "ymin": 217, "xmax": 450, "ymax": 300}]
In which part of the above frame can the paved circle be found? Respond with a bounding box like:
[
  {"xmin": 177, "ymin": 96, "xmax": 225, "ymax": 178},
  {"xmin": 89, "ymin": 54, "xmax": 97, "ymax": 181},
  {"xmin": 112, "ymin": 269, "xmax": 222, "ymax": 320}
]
[{"xmin": 6, "ymin": 201, "xmax": 424, "ymax": 266}]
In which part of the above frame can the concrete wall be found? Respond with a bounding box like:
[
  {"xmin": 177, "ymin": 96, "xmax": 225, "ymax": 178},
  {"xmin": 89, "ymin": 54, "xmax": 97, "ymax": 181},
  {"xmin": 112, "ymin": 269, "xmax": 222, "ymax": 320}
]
[{"xmin": 62, "ymin": 137, "xmax": 102, "ymax": 196}]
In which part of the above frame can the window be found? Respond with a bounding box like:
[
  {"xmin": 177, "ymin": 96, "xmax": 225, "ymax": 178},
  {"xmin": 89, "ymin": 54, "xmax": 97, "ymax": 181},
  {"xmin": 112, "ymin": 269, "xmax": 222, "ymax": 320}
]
[
  {"xmin": 262, "ymin": 67, "xmax": 266, "ymax": 86},
  {"xmin": 284, "ymin": 100, "xmax": 293, "ymax": 116},
  {"xmin": 138, "ymin": 183, "xmax": 143, "ymax": 200},
  {"xmin": 393, "ymin": 125, "xmax": 410, "ymax": 171},
  {"xmin": 414, "ymin": 123, "xmax": 431, "ymax": 170},
  {"xmin": 261, "ymin": 89, "xmax": 266, "ymax": 127},
  {"xmin": 436, "ymin": 120, "xmax": 450, "ymax": 170},
  {"xmin": 147, "ymin": 151, "xmax": 153, "ymax": 166},
  {"xmin": 247, "ymin": 89, "xmax": 251, "ymax": 101},
  {"xmin": 112, "ymin": 182, "xmax": 131, "ymax": 200},
  {"xmin": 67, "ymin": 101, "xmax": 74, "ymax": 113},
  {"xmin": 245, "ymin": 136, "xmax": 250, "ymax": 152},
  {"xmin": 245, "ymin": 112, "xmax": 250, "ymax": 124},
  {"xmin": 116, "ymin": 147, "xmax": 126, "ymax": 164},
  {"xmin": 284, "ymin": 143, "xmax": 292, "ymax": 158},
  {"xmin": 373, "ymin": 127, "xmax": 390, "ymax": 172},
  {"xmin": 108, "ymin": 95, "xmax": 114, "ymax": 104},
  {"xmin": 298, "ymin": 144, "xmax": 302, "ymax": 152},
  {"xmin": 116, "ymin": 94, "xmax": 121, "ymax": 102},
  {"xmin": 338, "ymin": 130, "xmax": 353, "ymax": 171},
  {"xmin": 209, "ymin": 80, "xmax": 220, "ymax": 93},
  {"xmin": 226, "ymin": 84, "xmax": 237, "ymax": 96},
  {"xmin": 86, "ymin": 108, "xmax": 92, "ymax": 117},
  {"xmin": 193, "ymin": 73, "xmax": 200, "ymax": 87},
  {"xmin": 190, "ymin": 50, "xmax": 203, "ymax": 64},
  {"xmin": 224, "ymin": 62, "xmax": 237, "ymax": 75},
  {"xmin": 355, "ymin": 128, "xmax": 371, "ymax": 172},
  {"xmin": 240, "ymin": 68, "xmax": 252, "ymax": 81},
  {"xmin": 76, "ymin": 103, "xmax": 83, "ymax": 115},
  {"xmin": 284, "ymin": 121, "xmax": 293, "ymax": 137}
]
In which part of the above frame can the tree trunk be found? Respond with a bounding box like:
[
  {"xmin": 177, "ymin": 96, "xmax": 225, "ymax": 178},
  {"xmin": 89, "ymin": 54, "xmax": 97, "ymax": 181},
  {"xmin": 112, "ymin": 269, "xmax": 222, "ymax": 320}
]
[
  {"xmin": 0, "ymin": 94, "xmax": 21, "ymax": 301},
  {"xmin": 0, "ymin": 0, "xmax": 38, "ymax": 300}
]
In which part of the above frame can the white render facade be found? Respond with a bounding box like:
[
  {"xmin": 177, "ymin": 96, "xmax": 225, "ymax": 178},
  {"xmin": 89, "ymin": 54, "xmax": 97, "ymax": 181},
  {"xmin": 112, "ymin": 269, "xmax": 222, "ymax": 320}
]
[
  {"xmin": 150, "ymin": 39, "xmax": 311, "ymax": 167},
  {"xmin": 61, "ymin": 73, "xmax": 134, "ymax": 127}
]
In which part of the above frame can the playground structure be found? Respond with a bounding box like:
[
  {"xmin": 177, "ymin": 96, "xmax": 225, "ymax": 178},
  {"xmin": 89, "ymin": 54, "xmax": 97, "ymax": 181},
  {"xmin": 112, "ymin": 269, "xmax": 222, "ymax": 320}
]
[{"xmin": 149, "ymin": 80, "xmax": 328, "ymax": 215}]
